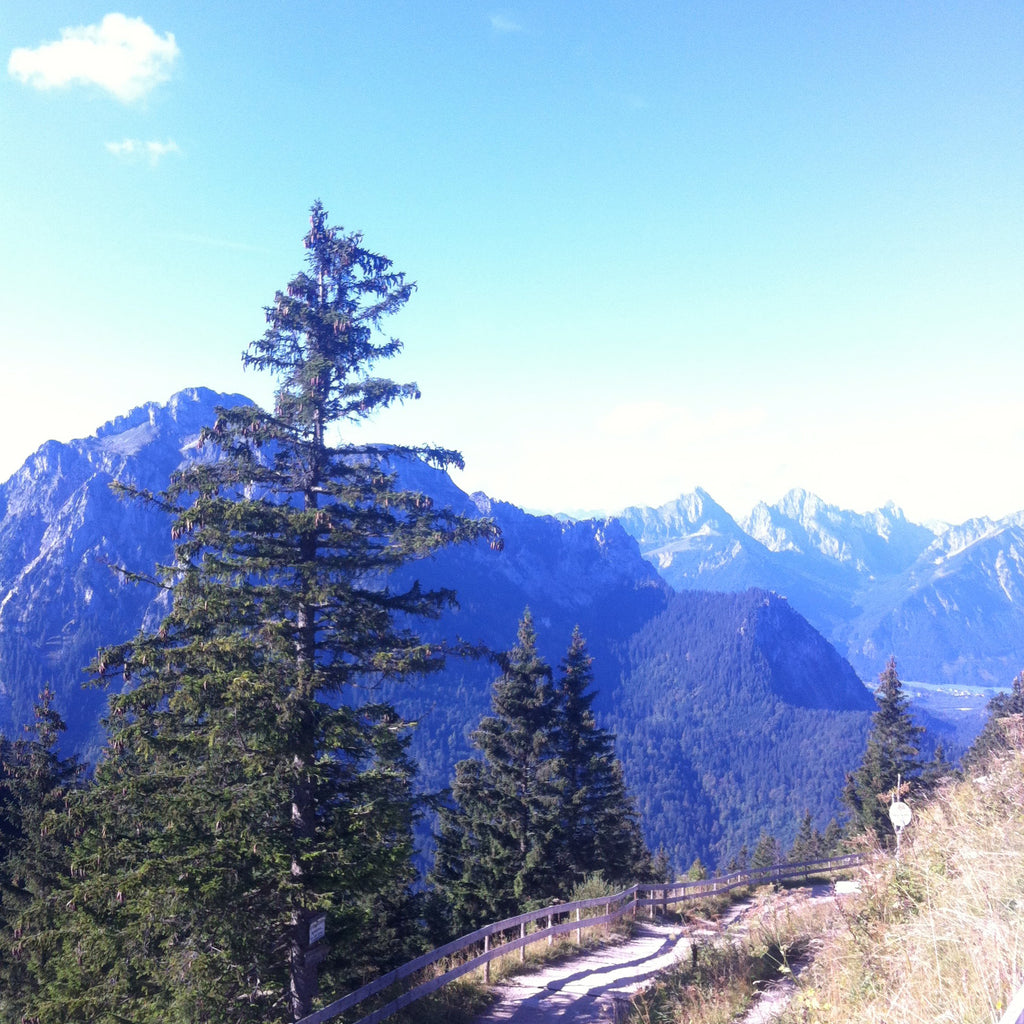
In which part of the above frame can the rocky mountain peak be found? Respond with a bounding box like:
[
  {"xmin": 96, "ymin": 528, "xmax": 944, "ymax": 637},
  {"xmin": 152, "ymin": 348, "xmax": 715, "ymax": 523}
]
[
  {"xmin": 618, "ymin": 485, "xmax": 1024, "ymax": 737},
  {"xmin": 618, "ymin": 488, "xmax": 743, "ymax": 552}
]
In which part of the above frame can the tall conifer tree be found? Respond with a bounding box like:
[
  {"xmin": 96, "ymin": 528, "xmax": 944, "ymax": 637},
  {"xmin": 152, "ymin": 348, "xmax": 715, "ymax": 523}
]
[
  {"xmin": 787, "ymin": 809, "xmax": 821, "ymax": 863},
  {"xmin": 432, "ymin": 618, "xmax": 654, "ymax": 936},
  {"xmin": 0, "ymin": 692, "xmax": 83, "ymax": 1020},
  {"xmin": 31, "ymin": 203, "xmax": 498, "ymax": 1023},
  {"xmin": 550, "ymin": 627, "xmax": 652, "ymax": 889},
  {"xmin": 432, "ymin": 610, "xmax": 559, "ymax": 933},
  {"xmin": 843, "ymin": 656, "xmax": 924, "ymax": 845}
]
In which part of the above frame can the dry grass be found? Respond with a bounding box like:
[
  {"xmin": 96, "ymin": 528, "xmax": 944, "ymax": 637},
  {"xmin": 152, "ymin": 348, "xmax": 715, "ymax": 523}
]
[
  {"xmin": 627, "ymin": 938, "xmax": 760, "ymax": 1024},
  {"xmin": 624, "ymin": 748, "xmax": 1024, "ymax": 1024},
  {"xmin": 626, "ymin": 886, "xmax": 832, "ymax": 1024},
  {"xmin": 781, "ymin": 747, "xmax": 1024, "ymax": 1024},
  {"xmin": 390, "ymin": 976, "xmax": 494, "ymax": 1024}
]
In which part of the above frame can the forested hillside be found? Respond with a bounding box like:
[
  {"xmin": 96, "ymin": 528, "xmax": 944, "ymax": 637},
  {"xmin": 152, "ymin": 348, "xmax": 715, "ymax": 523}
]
[{"xmin": 609, "ymin": 589, "xmax": 874, "ymax": 868}]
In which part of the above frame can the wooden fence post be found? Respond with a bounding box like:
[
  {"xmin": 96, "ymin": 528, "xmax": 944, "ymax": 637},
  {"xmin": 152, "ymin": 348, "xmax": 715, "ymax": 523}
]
[
  {"xmin": 520, "ymin": 921, "xmax": 526, "ymax": 962},
  {"xmin": 483, "ymin": 933, "xmax": 490, "ymax": 984},
  {"xmin": 575, "ymin": 907, "xmax": 582, "ymax": 945},
  {"xmin": 547, "ymin": 910, "xmax": 554, "ymax": 947}
]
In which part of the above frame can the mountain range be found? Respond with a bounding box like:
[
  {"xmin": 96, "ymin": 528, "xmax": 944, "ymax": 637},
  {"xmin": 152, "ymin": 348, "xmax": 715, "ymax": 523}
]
[
  {"xmin": 617, "ymin": 488, "xmax": 1024, "ymax": 742},
  {"xmin": 0, "ymin": 387, "xmax": 1000, "ymax": 868}
]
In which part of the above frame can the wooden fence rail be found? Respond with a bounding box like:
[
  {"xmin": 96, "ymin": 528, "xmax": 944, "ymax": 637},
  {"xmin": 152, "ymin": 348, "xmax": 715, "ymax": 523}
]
[{"xmin": 297, "ymin": 853, "xmax": 863, "ymax": 1024}]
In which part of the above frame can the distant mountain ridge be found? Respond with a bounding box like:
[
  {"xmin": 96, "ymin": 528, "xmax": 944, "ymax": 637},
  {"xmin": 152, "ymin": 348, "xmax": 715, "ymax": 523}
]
[
  {"xmin": 0, "ymin": 389, "xmax": 874, "ymax": 868},
  {"xmin": 616, "ymin": 488, "xmax": 1024, "ymax": 723}
]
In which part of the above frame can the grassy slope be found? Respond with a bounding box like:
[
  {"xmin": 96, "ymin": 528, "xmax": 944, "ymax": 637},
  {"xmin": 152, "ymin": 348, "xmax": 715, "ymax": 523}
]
[
  {"xmin": 782, "ymin": 741, "xmax": 1024, "ymax": 1024},
  {"xmin": 627, "ymin": 733, "xmax": 1024, "ymax": 1024}
]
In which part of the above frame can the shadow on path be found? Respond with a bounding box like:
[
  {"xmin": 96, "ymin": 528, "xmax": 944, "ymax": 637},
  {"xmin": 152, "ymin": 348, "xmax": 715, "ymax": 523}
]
[
  {"xmin": 473, "ymin": 883, "xmax": 841, "ymax": 1024},
  {"xmin": 542, "ymin": 930, "xmax": 679, "ymax": 992},
  {"xmin": 472, "ymin": 924, "xmax": 691, "ymax": 1024}
]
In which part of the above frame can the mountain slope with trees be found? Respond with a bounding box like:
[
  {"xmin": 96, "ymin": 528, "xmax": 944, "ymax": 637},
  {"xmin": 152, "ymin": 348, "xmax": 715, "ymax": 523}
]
[
  {"xmin": 608, "ymin": 589, "xmax": 875, "ymax": 870},
  {"xmin": 0, "ymin": 391, "xmax": 884, "ymax": 880},
  {"xmin": 617, "ymin": 489, "xmax": 1024, "ymax": 737}
]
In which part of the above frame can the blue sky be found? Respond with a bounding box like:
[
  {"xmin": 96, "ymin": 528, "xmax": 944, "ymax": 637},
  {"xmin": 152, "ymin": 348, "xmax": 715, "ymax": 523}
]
[{"xmin": 2, "ymin": 3, "xmax": 1022, "ymax": 524}]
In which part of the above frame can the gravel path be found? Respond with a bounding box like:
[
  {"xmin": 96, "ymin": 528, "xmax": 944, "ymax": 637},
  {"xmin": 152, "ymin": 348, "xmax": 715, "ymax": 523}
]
[
  {"xmin": 471, "ymin": 884, "xmax": 836, "ymax": 1024},
  {"xmin": 471, "ymin": 922, "xmax": 694, "ymax": 1023}
]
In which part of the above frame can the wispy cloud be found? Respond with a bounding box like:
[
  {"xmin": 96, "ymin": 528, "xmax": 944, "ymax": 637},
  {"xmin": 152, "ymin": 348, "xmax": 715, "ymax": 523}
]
[
  {"xmin": 490, "ymin": 13, "xmax": 523, "ymax": 33},
  {"xmin": 106, "ymin": 138, "xmax": 181, "ymax": 165},
  {"xmin": 8, "ymin": 13, "xmax": 179, "ymax": 103},
  {"xmin": 161, "ymin": 231, "xmax": 272, "ymax": 255}
]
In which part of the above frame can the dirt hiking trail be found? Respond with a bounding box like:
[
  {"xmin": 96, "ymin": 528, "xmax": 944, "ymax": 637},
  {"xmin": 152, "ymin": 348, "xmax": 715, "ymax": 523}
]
[{"xmin": 471, "ymin": 883, "xmax": 836, "ymax": 1024}]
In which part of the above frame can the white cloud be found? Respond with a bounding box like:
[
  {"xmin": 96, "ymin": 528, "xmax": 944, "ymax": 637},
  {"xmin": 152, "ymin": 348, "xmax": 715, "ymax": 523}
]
[
  {"xmin": 105, "ymin": 138, "xmax": 137, "ymax": 157},
  {"xmin": 8, "ymin": 13, "xmax": 179, "ymax": 102},
  {"xmin": 145, "ymin": 139, "xmax": 180, "ymax": 161},
  {"xmin": 106, "ymin": 138, "xmax": 181, "ymax": 164},
  {"xmin": 490, "ymin": 13, "xmax": 523, "ymax": 33}
]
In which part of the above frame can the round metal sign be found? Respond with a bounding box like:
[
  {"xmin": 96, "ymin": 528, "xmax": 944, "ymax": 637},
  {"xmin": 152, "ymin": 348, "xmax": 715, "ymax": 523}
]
[{"xmin": 889, "ymin": 801, "xmax": 912, "ymax": 829}]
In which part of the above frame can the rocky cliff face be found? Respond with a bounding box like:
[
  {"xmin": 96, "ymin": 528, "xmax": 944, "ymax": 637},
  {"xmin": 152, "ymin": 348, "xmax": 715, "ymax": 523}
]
[{"xmin": 0, "ymin": 388, "xmax": 251, "ymax": 756}]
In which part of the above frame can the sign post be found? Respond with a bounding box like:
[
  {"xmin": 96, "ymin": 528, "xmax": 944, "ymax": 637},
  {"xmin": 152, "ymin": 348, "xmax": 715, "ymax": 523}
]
[{"xmin": 889, "ymin": 798, "xmax": 912, "ymax": 861}]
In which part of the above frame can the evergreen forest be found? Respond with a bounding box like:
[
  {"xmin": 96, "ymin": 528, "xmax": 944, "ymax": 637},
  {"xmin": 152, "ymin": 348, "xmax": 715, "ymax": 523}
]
[{"xmin": 607, "ymin": 590, "xmax": 875, "ymax": 868}]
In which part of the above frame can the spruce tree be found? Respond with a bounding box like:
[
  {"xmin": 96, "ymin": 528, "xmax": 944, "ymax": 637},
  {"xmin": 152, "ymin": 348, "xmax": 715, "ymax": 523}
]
[
  {"xmin": 821, "ymin": 818, "xmax": 845, "ymax": 857},
  {"xmin": 843, "ymin": 656, "xmax": 924, "ymax": 845},
  {"xmin": 31, "ymin": 203, "xmax": 498, "ymax": 1023},
  {"xmin": 750, "ymin": 830, "xmax": 783, "ymax": 869},
  {"xmin": 0, "ymin": 692, "xmax": 83, "ymax": 1020},
  {"xmin": 787, "ymin": 809, "xmax": 818, "ymax": 863},
  {"xmin": 432, "ymin": 618, "xmax": 654, "ymax": 936},
  {"xmin": 727, "ymin": 844, "xmax": 750, "ymax": 873},
  {"xmin": 920, "ymin": 739, "xmax": 955, "ymax": 789},
  {"xmin": 550, "ymin": 627, "xmax": 653, "ymax": 889},
  {"xmin": 432, "ymin": 610, "xmax": 559, "ymax": 933},
  {"xmin": 428, "ymin": 757, "xmax": 497, "ymax": 937}
]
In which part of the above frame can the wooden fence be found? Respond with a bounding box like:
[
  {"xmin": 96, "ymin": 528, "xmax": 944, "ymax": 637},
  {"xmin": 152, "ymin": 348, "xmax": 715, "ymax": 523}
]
[{"xmin": 297, "ymin": 853, "xmax": 863, "ymax": 1024}]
